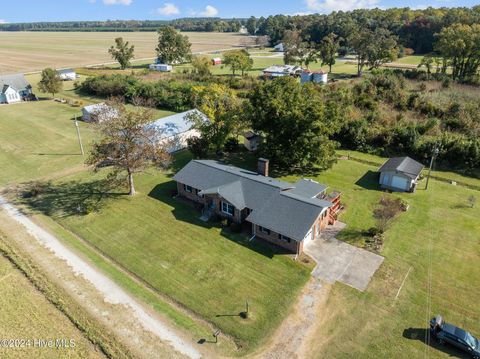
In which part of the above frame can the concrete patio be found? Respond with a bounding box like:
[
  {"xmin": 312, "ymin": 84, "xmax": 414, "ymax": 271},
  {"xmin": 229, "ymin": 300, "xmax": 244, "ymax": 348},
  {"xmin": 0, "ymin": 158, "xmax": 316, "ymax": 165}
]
[{"xmin": 305, "ymin": 222, "xmax": 384, "ymax": 291}]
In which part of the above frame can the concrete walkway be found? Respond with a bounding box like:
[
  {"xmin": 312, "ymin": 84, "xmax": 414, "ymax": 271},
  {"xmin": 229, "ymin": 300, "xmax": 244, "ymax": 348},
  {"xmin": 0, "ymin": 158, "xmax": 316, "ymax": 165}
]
[{"xmin": 305, "ymin": 222, "xmax": 384, "ymax": 291}]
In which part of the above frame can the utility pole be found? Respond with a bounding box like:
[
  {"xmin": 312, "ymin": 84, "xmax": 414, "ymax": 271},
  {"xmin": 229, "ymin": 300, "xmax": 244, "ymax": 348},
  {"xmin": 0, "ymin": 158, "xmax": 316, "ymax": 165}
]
[
  {"xmin": 425, "ymin": 146, "xmax": 439, "ymax": 190},
  {"xmin": 74, "ymin": 117, "xmax": 84, "ymax": 156}
]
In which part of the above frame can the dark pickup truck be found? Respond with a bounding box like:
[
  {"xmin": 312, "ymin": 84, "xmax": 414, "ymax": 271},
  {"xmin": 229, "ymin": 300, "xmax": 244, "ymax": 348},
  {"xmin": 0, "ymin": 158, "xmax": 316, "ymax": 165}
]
[{"xmin": 430, "ymin": 315, "xmax": 480, "ymax": 359}]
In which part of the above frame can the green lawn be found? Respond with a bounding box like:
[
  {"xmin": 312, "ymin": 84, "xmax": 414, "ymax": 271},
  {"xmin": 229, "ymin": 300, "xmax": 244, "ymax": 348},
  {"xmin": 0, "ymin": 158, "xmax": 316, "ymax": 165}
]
[
  {"xmin": 392, "ymin": 55, "xmax": 424, "ymax": 66},
  {"xmin": 0, "ymin": 97, "xmax": 175, "ymax": 187},
  {"xmin": 17, "ymin": 152, "xmax": 311, "ymax": 351},
  {"xmin": 0, "ymin": 101, "xmax": 95, "ymax": 186},
  {"xmin": 281, "ymin": 153, "xmax": 479, "ymax": 359}
]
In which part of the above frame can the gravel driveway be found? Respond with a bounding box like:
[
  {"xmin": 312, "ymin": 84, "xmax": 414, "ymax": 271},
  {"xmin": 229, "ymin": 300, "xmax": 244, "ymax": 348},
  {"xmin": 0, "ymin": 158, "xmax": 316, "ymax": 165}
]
[
  {"xmin": 0, "ymin": 195, "xmax": 201, "ymax": 359},
  {"xmin": 305, "ymin": 222, "xmax": 384, "ymax": 291}
]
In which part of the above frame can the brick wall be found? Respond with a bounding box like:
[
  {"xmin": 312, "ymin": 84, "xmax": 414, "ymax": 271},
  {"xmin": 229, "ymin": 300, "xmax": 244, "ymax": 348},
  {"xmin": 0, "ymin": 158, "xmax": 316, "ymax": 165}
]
[
  {"xmin": 211, "ymin": 196, "xmax": 242, "ymax": 224},
  {"xmin": 254, "ymin": 225, "xmax": 300, "ymax": 253},
  {"xmin": 176, "ymin": 182, "xmax": 205, "ymax": 204},
  {"xmin": 312, "ymin": 209, "xmax": 330, "ymax": 241}
]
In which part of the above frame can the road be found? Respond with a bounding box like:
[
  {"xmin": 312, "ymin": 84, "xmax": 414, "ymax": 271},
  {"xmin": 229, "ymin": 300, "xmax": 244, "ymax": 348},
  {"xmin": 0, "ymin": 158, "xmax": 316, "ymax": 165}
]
[{"xmin": 0, "ymin": 195, "xmax": 202, "ymax": 359}]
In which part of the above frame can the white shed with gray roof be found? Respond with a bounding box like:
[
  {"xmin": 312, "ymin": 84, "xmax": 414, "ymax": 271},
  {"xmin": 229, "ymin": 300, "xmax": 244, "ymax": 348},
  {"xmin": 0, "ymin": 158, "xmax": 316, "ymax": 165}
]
[
  {"xmin": 81, "ymin": 103, "xmax": 118, "ymax": 123},
  {"xmin": 57, "ymin": 68, "xmax": 76, "ymax": 81},
  {"xmin": 378, "ymin": 156, "xmax": 425, "ymax": 192}
]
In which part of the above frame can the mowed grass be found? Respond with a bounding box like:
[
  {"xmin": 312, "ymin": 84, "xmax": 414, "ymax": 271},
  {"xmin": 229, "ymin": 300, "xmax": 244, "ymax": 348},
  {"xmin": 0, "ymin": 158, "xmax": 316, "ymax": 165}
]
[
  {"xmin": 283, "ymin": 154, "xmax": 479, "ymax": 359},
  {"xmin": 0, "ymin": 255, "xmax": 104, "ymax": 359},
  {"xmin": 18, "ymin": 151, "xmax": 311, "ymax": 351},
  {"xmin": 0, "ymin": 101, "xmax": 96, "ymax": 186},
  {"xmin": 0, "ymin": 96, "xmax": 176, "ymax": 187},
  {"xmin": 0, "ymin": 31, "xmax": 251, "ymax": 73},
  {"xmin": 19, "ymin": 147, "xmax": 480, "ymax": 356}
]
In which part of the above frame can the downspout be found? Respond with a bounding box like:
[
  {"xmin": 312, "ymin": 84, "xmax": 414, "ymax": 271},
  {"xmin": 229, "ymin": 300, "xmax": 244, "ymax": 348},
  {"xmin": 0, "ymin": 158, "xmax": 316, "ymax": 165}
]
[{"xmin": 249, "ymin": 222, "xmax": 256, "ymax": 242}]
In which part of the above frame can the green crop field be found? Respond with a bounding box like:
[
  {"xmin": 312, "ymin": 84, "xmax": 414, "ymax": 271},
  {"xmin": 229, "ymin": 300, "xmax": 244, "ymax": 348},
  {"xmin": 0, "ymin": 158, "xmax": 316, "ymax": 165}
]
[{"xmin": 0, "ymin": 31, "xmax": 250, "ymax": 74}]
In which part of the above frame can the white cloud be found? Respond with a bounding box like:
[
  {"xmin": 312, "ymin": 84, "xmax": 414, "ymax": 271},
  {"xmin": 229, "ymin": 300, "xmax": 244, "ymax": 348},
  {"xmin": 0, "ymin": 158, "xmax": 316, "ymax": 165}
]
[
  {"xmin": 0, "ymin": 20, "xmax": 7, "ymax": 24},
  {"xmin": 157, "ymin": 3, "xmax": 180, "ymax": 16},
  {"xmin": 306, "ymin": 0, "xmax": 379, "ymax": 12},
  {"xmin": 103, "ymin": 0, "xmax": 132, "ymax": 5},
  {"xmin": 199, "ymin": 5, "xmax": 219, "ymax": 17}
]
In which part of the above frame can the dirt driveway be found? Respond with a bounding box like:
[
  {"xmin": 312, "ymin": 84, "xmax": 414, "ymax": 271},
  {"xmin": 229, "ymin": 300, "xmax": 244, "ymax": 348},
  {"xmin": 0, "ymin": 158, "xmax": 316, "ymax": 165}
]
[{"xmin": 305, "ymin": 222, "xmax": 384, "ymax": 291}]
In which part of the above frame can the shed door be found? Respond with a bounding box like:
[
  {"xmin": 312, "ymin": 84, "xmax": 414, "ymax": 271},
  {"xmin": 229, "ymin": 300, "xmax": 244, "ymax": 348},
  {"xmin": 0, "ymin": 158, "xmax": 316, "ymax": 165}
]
[{"xmin": 391, "ymin": 176, "xmax": 409, "ymax": 191}]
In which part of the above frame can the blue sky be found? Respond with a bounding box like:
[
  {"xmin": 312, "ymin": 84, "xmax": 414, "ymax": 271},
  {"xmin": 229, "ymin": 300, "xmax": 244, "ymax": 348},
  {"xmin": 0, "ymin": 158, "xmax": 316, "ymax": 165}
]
[{"xmin": 0, "ymin": 0, "xmax": 477, "ymax": 23}]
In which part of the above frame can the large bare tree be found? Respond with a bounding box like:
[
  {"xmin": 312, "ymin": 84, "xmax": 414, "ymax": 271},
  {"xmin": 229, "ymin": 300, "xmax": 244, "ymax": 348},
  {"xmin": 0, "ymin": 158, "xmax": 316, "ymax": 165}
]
[{"xmin": 87, "ymin": 100, "xmax": 171, "ymax": 196}]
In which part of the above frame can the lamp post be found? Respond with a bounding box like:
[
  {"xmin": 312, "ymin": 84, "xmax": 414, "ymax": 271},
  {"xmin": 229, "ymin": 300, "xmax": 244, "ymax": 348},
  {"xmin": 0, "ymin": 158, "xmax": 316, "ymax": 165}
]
[{"xmin": 425, "ymin": 146, "xmax": 439, "ymax": 190}]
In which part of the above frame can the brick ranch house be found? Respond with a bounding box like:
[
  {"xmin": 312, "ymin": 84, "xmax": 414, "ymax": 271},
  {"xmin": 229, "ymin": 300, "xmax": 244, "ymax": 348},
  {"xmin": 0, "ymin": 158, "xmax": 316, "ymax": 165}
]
[{"xmin": 173, "ymin": 159, "xmax": 341, "ymax": 255}]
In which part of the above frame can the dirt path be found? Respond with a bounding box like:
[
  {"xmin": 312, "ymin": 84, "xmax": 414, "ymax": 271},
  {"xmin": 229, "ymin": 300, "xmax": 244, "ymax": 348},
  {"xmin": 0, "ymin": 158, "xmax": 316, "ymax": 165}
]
[
  {"xmin": 0, "ymin": 195, "xmax": 202, "ymax": 359},
  {"xmin": 250, "ymin": 278, "xmax": 331, "ymax": 359}
]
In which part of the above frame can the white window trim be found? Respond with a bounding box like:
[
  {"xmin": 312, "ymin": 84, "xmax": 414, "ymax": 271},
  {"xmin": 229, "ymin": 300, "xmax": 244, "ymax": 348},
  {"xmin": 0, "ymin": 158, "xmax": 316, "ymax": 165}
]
[
  {"xmin": 184, "ymin": 184, "xmax": 193, "ymax": 193},
  {"xmin": 221, "ymin": 201, "xmax": 234, "ymax": 216}
]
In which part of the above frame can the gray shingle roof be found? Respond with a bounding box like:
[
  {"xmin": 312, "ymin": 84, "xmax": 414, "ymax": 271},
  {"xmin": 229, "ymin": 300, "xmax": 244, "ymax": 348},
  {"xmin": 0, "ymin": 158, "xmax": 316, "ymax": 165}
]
[
  {"xmin": 0, "ymin": 74, "xmax": 31, "ymax": 92},
  {"xmin": 379, "ymin": 157, "xmax": 425, "ymax": 179},
  {"xmin": 289, "ymin": 179, "xmax": 328, "ymax": 198},
  {"xmin": 173, "ymin": 160, "xmax": 332, "ymax": 241}
]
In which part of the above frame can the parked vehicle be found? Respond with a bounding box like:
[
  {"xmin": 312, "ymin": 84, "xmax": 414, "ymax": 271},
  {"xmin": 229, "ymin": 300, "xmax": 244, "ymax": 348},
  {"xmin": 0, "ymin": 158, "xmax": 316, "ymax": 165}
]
[{"xmin": 430, "ymin": 315, "xmax": 480, "ymax": 358}]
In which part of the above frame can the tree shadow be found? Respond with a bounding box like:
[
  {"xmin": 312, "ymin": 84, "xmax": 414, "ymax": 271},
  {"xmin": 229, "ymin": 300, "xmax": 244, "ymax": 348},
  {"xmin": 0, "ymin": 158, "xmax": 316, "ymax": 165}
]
[
  {"xmin": 16, "ymin": 178, "xmax": 126, "ymax": 218},
  {"xmin": 336, "ymin": 228, "xmax": 367, "ymax": 243},
  {"xmin": 402, "ymin": 328, "xmax": 470, "ymax": 358},
  {"xmin": 148, "ymin": 181, "xmax": 293, "ymax": 259},
  {"xmin": 355, "ymin": 170, "xmax": 380, "ymax": 191}
]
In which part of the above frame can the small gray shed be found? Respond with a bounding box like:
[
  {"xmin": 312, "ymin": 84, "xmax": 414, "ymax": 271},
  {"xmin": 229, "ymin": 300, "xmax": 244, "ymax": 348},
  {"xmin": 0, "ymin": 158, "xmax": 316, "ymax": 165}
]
[{"xmin": 378, "ymin": 157, "xmax": 424, "ymax": 192}]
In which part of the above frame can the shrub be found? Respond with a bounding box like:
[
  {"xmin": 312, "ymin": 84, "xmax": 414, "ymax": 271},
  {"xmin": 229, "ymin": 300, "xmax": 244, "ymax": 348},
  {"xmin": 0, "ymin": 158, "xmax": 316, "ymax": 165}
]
[
  {"xmin": 187, "ymin": 136, "xmax": 210, "ymax": 158},
  {"xmin": 224, "ymin": 137, "xmax": 239, "ymax": 152}
]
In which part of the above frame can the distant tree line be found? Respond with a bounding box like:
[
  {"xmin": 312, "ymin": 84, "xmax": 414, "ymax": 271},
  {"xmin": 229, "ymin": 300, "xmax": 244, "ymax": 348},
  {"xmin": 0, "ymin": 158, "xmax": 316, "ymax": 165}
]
[
  {"xmin": 0, "ymin": 18, "xmax": 245, "ymax": 32},
  {"xmin": 247, "ymin": 6, "xmax": 480, "ymax": 54}
]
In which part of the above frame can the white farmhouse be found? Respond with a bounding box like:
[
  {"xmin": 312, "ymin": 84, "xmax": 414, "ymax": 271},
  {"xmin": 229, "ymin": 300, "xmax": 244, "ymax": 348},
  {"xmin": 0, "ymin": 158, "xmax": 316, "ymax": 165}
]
[
  {"xmin": 0, "ymin": 74, "xmax": 33, "ymax": 104},
  {"xmin": 146, "ymin": 110, "xmax": 209, "ymax": 153}
]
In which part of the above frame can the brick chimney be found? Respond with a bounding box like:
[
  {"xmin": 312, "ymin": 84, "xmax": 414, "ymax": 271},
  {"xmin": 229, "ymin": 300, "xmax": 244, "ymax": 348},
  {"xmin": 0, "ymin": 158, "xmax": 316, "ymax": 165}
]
[{"xmin": 258, "ymin": 158, "xmax": 269, "ymax": 177}]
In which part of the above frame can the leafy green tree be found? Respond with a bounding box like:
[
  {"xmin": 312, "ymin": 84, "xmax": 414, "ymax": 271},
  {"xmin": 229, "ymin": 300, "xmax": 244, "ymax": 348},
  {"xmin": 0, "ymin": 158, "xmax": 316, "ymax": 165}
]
[
  {"xmin": 435, "ymin": 23, "xmax": 480, "ymax": 81},
  {"xmin": 223, "ymin": 50, "xmax": 253, "ymax": 75},
  {"xmin": 87, "ymin": 101, "xmax": 171, "ymax": 196},
  {"xmin": 191, "ymin": 56, "xmax": 212, "ymax": 77},
  {"xmin": 282, "ymin": 29, "xmax": 303, "ymax": 65},
  {"xmin": 246, "ymin": 16, "xmax": 257, "ymax": 35},
  {"xmin": 38, "ymin": 68, "xmax": 62, "ymax": 98},
  {"xmin": 248, "ymin": 77, "xmax": 340, "ymax": 171},
  {"xmin": 320, "ymin": 33, "xmax": 341, "ymax": 73},
  {"xmin": 418, "ymin": 54, "xmax": 435, "ymax": 79},
  {"xmin": 189, "ymin": 84, "xmax": 245, "ymax": 153},
  {"xmin": 156, "ymin": 26, "xmax": 192, "ymax": 65},
  {"xmin": 108, "ymin": 37, "xmax": 135, "ymax": 70},
  {"xmin": 349, "ymin": 27, "xmax": 397, "ymax": 76}
]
